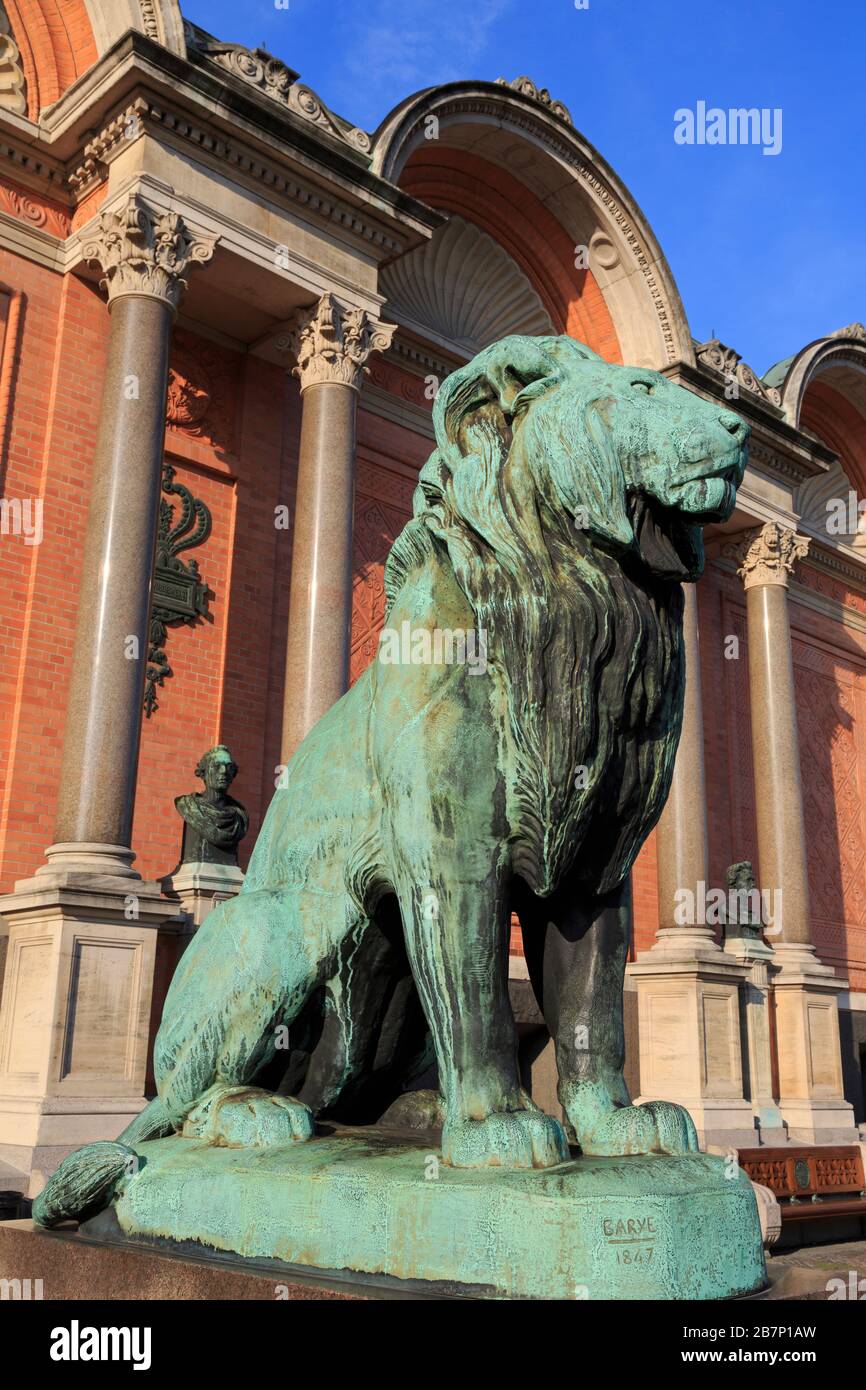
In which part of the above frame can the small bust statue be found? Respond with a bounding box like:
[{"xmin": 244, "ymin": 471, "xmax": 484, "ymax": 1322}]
[
  {"xmin": 175, "ymin": 745, "xmax": 249, "ymax": 867},
  {"xmin": 724, "ymin": 860, "xmax": 762, "ymax": 939}
]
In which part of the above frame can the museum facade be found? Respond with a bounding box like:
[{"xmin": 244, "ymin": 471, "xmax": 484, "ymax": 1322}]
[{"xmin": 0, "ymin": 0, "xmax": 864, "ymax": 1192}]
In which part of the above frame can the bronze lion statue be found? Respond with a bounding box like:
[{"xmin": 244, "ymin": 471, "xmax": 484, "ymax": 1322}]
[{"xmin": 35, "ymin": 335, "xmax": 747, "ymax": 1225}]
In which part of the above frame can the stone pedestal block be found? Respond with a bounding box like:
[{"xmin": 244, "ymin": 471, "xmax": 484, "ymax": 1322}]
[
  {"xmin": 772, "ymin": 942, "xmax": 859, "ymax": 1143},
  {"xmin": 629, "ymin": 927, "xmax": 757, "ymax": 1149},
  {"xmin": 0, "ymin": 878, "xmax": 182, "ymax": 1194},
  {"xmin": 77, "ymin": 1128, "xmax": 767, "ymax": 1301},
  {"xmin": 723, "ymin": 932, "xmax": 787, "ymax": 1143},
  {"xmin": 161, "ymin": 861, "xmax": 244, "ymax": 932}
]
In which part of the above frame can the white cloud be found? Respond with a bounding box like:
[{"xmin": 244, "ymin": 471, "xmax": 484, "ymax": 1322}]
[{"xmin": 331, "ymin": 0, "xmax": 513, "ymax": 125}]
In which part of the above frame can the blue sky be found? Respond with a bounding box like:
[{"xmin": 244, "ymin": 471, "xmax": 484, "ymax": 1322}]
[{"xmin": 182, "ymin": 0, "xmax": 865, "ymax": 374}]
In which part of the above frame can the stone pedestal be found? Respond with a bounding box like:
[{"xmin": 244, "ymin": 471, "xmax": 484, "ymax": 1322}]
[
  {"xmin": 161, "ymin": 861, "xmax": 244, "ymax": 932},
  {"xmin": 723, "ymin": 930, "xmax": 787, "ymax": 1143},
  {"xmin": 629, "ymin": 927, "xmax": 757, "ymax": 1149},
  {"xmin": 0, "ymin": 875, "xmax": 181, "ymax": 1196},
  {"xmin": 76, "ymin": 1128, "xmax": 766, "ymax": 1301},
  {"xmin": 772, "ymin": 942, "xmax": 859, "ymax": 1143}
]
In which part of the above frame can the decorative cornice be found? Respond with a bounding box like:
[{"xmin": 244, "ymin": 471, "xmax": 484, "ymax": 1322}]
[
  {"xmin": 81, "ymin": 192, "xmax": 217, "ymax": 310},
  {"xmin": 183, "ymin": 22, "xmax": 371, "ymax": 155},
  {"xmin": 67, "ymin": 98, "xmax": 405, "ymax": 255},
  {"xmin": 276, "ymin": 293, "xmax": 396, "ymax": 392},
  {"xmin": 495, "ymin": 76, "xmax": 573, "ymax": 126},
  {"xmin": 696, "ymin": 338, "xmax": 782, "ymax": 410},
  {"xmin": 723, "ymin": 521, "xmax": 810, "ymax": 590}
]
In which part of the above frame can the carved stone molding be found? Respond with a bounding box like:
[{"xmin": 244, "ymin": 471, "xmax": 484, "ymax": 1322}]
[
  {"xmin": 81, "ymin": 192, "xmax": 217, "ymax": 310},
  {"xmin": 829, "ymin": 323, "xmax": 866, "ymax": 342},
  {"xmin": 0, "ymin": 175, "xmax": 70, "ymax": 237},
  {"xmin": 276, "ymin": 294, "xmax": 396, "ymax": 393},
  {"xmin": 495, "ymin": 76, "xmax": 573, "ymax": 126},
  {"xmin": 696, "ymin": 338, "xmax": 782, "ymax": 409},
  {"xmin": 0, "ymin": 5, "xmax": 26, "ymax": 114},
  {"xmin": 184, "ymin": 22, "xmax": 371, "ymax": 154},
  {"xmin": 723, "ymin": 522, "xmax": 810, "ymax": 590}
]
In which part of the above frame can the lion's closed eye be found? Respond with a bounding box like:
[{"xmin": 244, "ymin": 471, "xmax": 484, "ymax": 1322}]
[{"xmin": 631, "ymin": 380, "xmax": 654, "ymax": 395}]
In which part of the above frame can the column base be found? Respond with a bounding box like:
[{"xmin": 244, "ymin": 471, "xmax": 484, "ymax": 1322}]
[
  {"xmin": 30, "ymin": 841, "xmax": 140, "ymax": 890},
  {"xmin": 628, "ymin": 929, "xmax": 756, "ymax": 1150},
  {"xmin": 0, "ymin": 870, "xmax": 183, "ymax": 1196},
  {"xmin": 772, "ymin": 941, "xmax": 859, "ymax": 1145}
]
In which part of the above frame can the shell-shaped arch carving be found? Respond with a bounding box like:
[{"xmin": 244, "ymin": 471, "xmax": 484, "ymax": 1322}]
[{"xmin": 380, "ymin": 214, "xmax": 554, "ymax": 357}]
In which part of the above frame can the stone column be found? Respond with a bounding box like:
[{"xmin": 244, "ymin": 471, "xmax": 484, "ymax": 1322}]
[
  {"xmin": 277, "ymin": 294, "xmax": 394, "ymax": 763},
  {"xmin": 656, "ymin": 584, "xmax": 711, "ymax": 940},
  {"xmin": 630, "ymin": 584, "xmax": 754, "ymax": 1149},
  {"xmin": 40, "ymin": 193, "xmax": 217, "ymax": 883},
  {"xmin": 725, "ymin": 521, "xmax": 857, "ymax": 1142},
  {"xmin": 0, "ymin": 193, "xmax": 215, "ymax": 1191}
]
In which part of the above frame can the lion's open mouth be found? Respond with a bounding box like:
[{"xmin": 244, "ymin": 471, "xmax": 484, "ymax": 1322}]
[{"xmin": 628, "ymin": 494, "xmax": 704, "ymax": 581}]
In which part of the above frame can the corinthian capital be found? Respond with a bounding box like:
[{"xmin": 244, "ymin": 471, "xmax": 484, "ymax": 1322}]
[
  {"xmin": 82, "ymin": 193, "xmax": 218, "ymax": 311},
  {"xmin": 277, "ymin": 293, "xmax": 396, "ymax": 392},
  {"xmin": 723, "ymin": 521, "xmax": 810, "ymax": 590}
]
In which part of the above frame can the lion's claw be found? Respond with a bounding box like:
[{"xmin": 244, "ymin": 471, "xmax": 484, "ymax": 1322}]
[{"xmin": 575, "ymin": 1099, "xmax": 699, "ymax": 1157}]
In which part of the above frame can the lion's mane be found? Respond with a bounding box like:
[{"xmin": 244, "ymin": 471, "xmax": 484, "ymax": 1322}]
[{"xmin": 384, "ymin": 353, "xmax": 685, "ymax": 899}]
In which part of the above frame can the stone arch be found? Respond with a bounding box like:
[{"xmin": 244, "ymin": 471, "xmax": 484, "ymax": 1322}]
[
  {"xmin": 774, "ymin": 329, "xmax": 866, "ymax": 497},
  {"xmin": 372, "ymin": 81, "xmax": 693, "ymax": 370},
  {"xmin": 1, "ymin": 0, "xmax": 183, "ymax": 116}
]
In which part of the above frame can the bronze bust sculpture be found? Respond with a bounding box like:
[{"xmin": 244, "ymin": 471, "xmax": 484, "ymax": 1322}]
[{"xmin": 175, "ymin": 745, "xmax": 248, "ymax": 867}]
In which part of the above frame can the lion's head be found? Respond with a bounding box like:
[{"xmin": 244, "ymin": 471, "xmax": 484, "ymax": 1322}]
[
  {"xmin": 384, "ymin": 335, "xmax": 747, "ymax": 896},
  {"xmin": 422, "ymin": 334, "xmax": 747, "ymax": 582}
]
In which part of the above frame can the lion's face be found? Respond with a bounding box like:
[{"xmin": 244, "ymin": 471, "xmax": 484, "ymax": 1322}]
[{"xmin": 428, "ymin": 335, "xmax": 748, "ymax": 580}]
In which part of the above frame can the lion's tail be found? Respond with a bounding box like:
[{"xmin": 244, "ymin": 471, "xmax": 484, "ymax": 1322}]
[{"xmin": 32, "ymin": 1098, "xmax": 174, "ymax": 1228}]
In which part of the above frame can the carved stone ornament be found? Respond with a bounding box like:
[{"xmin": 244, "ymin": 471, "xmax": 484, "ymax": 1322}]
[
  {"xmin": 696, "ymin": 338, "xmax": 781, "ymax": 409},
  {"xmin": 829, "ymin": 322, "xmax": 866, "ymax": 342},
  {"xmin": 184, "ymin": 22, "xmax": 371, "ymax": 153},
  {"xmin": 81, "ymin": 193, "xmax": 217, "ymax": 311},
  {"xmin": 0, "ymin": 5, "xmax": 26, "ymax": 114},
  {"xmin": 145, "ymin": 463, "xmax": 212, "ymax": 716},
  {"xmin": 276, "ymin": 293, "xmax": 396, "ymax": 393},
  {"xmin": 495, "ymin": 75, "xmax": 573, "ymax": 126},
  {"xmin": 723, "ymin": 521, "xmax": 810, "ymax": 590}
]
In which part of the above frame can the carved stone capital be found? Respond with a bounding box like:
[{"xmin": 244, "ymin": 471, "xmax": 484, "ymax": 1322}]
[
  {"xmin": 276, "ymin": 294, "xmax": 396, "ymax": 393},
  {"xmin": 82, "ymin": 193, "xmax": 218, "ymax": 311},
  {"xmin": 723, "ymin": 522, "xmax": 810, "ymax": 590}
]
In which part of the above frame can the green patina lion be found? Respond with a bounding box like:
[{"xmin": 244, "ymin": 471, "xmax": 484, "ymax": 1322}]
[{"xmin": 35, "ymin": 335, "xmax": 747, "ymax": 1227}]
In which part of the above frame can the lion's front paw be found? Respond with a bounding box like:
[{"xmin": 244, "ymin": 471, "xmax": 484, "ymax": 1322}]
[
  {"xmin": 575, "ymin": 1098, "xmax": 699, "ymax": 1157},
  {"xmin": 442, "ymin": 1099, "xmax": 568, "ymax": 1170},
  {"xmin": 182, "ymin": 1085, "xmax": 314, "ymax": 1148}
]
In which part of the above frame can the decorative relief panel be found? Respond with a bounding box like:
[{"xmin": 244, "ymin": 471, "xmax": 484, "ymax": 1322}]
[
  {"xmin": 166, "ymin": 330, "xmax": 239, "ymax": 456},
  {"xmin": 0, "ymin": 176, "xmax": 70, "ymax": 238},
  {"xmin": 351, "ymin": 487, "xmax": 409, "ymax": 684}
]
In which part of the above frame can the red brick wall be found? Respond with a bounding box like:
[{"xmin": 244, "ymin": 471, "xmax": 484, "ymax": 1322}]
[{"xmin": 0, "ymin": 254, "xmax": 107, "ymax": 888}]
